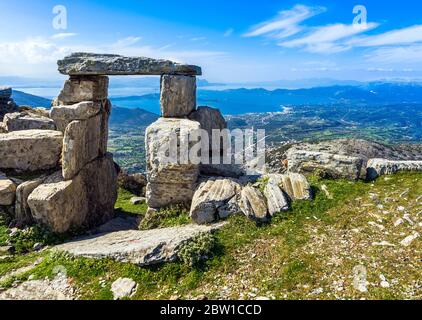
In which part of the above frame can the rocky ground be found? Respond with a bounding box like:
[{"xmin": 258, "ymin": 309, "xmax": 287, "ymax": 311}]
[{"xmin": 0, "ymin": 172, "xmax": 420, "ymax": 300}]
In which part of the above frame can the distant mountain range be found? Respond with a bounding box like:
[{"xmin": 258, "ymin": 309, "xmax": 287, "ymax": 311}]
[
  {"xmin": 110, "ymin": 82, "xmax": 422, "ymax": 115},
  {"xmin": 12, "ymin": 90, "xmax": 52, "ymax": 108},
  {"xmin": 10, "ymin": 82, "xmax": 422, "ymax": 118}
]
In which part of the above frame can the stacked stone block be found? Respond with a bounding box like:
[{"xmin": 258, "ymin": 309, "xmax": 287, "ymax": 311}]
[
  {"xmin": 145, "ymin": 74, "xmax": 202, "ymax": 209},
  {"xmin": 28, "ymin": 75, "xmax": 118, "ymax": 232}
]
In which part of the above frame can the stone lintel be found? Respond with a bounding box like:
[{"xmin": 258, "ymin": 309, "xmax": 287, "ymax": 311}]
[{"xmin": 58, "ymin": 53, "xmax": 202, "ymax": 76}]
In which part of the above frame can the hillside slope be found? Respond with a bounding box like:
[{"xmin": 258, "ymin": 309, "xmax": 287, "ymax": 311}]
[{"xmin": 1, "ymin": 172, "xmax": 420, "ymax": 300}]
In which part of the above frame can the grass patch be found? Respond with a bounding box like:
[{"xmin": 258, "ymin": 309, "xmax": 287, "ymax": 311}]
[{"xmin": 114, "ymin": 188, "xmax": 148, "ymax": 216}]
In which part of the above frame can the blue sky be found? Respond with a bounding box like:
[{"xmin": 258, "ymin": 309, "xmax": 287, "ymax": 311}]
[{"xmin": 1, "ymin": 0, "xmax": 422, "ymax": 82}]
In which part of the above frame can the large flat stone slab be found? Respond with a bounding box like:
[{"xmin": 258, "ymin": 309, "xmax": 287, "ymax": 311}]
[
  {"xmin": 55, "ymin": 223, "xmax": 225, "ymax": 266},
  {"xmin": 0, "ymin": 130, "xmax": 63, "ymax": 172},
  {"xmin": 58, "ymin": 53, "xmax": 202, "ymax": 76}
]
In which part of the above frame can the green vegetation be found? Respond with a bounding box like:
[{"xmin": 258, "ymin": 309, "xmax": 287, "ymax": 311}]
[
  {"xmin": 139, "ymin": 205, "xmax": 191, "ymax": 230},
  {"xmin": 114, "ymin": 188, "xmax": 148, "ymax": 216},
  {"xmin": 178, "ymin": 233, "xmax": 217, "ymax": 267},
  {"xmin": 1, "ymin": 172, "xmax": 421, "ymax": 300},
  {"xmin": 7, "ymin": 225, "xmax": 66, "ymax": 254}
]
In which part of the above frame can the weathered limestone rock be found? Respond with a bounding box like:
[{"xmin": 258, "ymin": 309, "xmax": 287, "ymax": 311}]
[
  {"xmin": 0, "ymin": 177, "xmax": 16, "ymax": 206},
  {"xmin": 0, "ymin": 87, "xmax": 18, "ymax": 120},
  {"xmin": 188, "ymin": 106, "xmax": 227, "ymax": 150},
  {"xmin": 146, "ymin": 118, "xmax": 201, "ymax": 181},
  {"xmin": 54, "ymin": 76, "xmax": 108, "ymax": 105},
  {"xmin": 286, "ymin": 150, "xmax": 364, "ymax": 181},
  {"xmin": 3, "ymin": 112, "xmax": 55, "ymax": 132},
  {"xmin": 130, "ymin": 197, "xmax": 146, "ymax": 205},
  {"xmin": 14, "ymin": 177, "xmax": 46, "ymax": 227},
  {"xmin": 200, "ymin": 163, "xmax": 246, "ymax": 178},
  {"xmin": 28, "ymin": 155, "xmax": 117, "ymax": 233},
  {"xmin": 99, "ymin": 100, "xmax": 111, "ymax": 155},
  {"xmin": 58, "ymin": 52, "xmax": 202, "ymax": 76},
  {"xmin": 0, "ymin": 130, "xmax": 63, "ymax": 172},
  {"xmin": 50, "ymin": 101, "xmax": 102, "ymax": 132},
  {"xmin": 117, "ymin": 171, "xmax": 147, "ymax": 196},
  {"xmin": 62, "ymin": 114, "xmax": 102, "ymax": 180},
  {"xmin": 28, "ymin": 171, "xmax": 88, "ymax": 233},
  {"xmin": 263, "ymin": 183, "xmax": 289, "ymax": 216},
  {"xmin": 111, "ymin": 278, "xmax": 137, "ymax": 300},
  {"xmin": 160, "ymin": 75, "xmax": 196, "ymax": 118},
  {"xmin": 77, "ymin": 154, "xmax": 117, "ymax": 227},
  {"xmin": 0, "ymin": 122, "xmax": 6, "ymax": 133},
  {"xmin": 239, "ymin": 186, "xmax": 268, "ymax": 222},
  {"xmin": 187, "ymin": 106, "xmax": 240, "ymax": 177},
  {"xmin": 366, "ymin": 159, "xmax": 422, "ymax": 180},
  {"xmin": 0, "ymin": 275, "xmax": 74, "ymax": 300},
  {"xmin": 146, "ymin": 182, "xmax": 196, "ymax": 209},
  {"xmin": 146, "ymin": 118, "xmax": 201, "ymax": 208},
  {"xmin": 55, "ymin": 223, "xmax": 225, "ymax": 266},
  {"xmin": 190, "ymin": 178, "xmax": 242, "ymax": 224},
  {"xmin": 267, "ymin": 173, "xmax": 312, "ymax": 201}
]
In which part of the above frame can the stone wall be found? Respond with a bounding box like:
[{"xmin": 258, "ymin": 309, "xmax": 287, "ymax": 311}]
[{"xmin": 0, "ymin": 66, "xmax": 117, "ymax": 233}]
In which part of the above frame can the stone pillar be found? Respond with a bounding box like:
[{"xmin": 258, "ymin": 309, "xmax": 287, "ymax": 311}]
[
  {"xmin": 146, "ymin": 75, "xmax": 200, "ymax": 209},
  {"xmin": 28, "ymin": 75, "xmax": 118, "ymax": 233},
  {"xmin": 160, "ymin": 75, "xmax": 196, "ymax": 118}
]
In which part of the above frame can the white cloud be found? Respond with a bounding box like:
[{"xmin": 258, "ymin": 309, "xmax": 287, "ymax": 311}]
[
  {"xmin": 353, "ymin": 25, "xmax": 422, "ymax": 47},
  {"xmin": 243, "ymin": 4, "xmax": 325, "ymax": 39},
  {"xmin": 366, "ymin": 45, "xmax": 422, "ymax": 63},
  {"xmin": 51, "ymin": 33, "xmax": 78, "ymax": 40},
  {"xmin": 111, "ymin": 36, "xmax": 142, "ymax": 48},
  {"xmin": 190, "ymin": 37, "xmax": 206, "ymax": 42},
  {"xmin": 0, "ymin": 35, "xmax": 227, "ymax": 77},
  {"xmin": 0, "ymin": 37, "xmax": 70, "ymax": 64},
  {"xmin": 223, "ymin": 28, "xmax": 234, "ymax": 37},
  {"xmin": 280, "ymin": 23, "xmax": 379, "ymax": 53}
]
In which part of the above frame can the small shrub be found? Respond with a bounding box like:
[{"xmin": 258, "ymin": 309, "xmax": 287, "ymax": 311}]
[
  {"xmin": 139, "ymin": 204, "xmax": 190, "ymax": 230},
  {"xmin": 178, "ymin": 233, "xmax": 217, "ymax": 267},
  {"xmin": 8, "ymin": 225, "xmax": 66, "ymax": 254},
  {"xmin": 257, "ymin": 177, "xmax": 269, "ymax": 193}
]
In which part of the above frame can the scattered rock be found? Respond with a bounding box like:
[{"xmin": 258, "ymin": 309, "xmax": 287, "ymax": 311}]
[
  {"xmin": 263, "ymin": 182, "xmax": 289, "ymax": 216},
  {"xmin": 400, "ymin": 232, "xmax": 420, "ymax": 247},
  {"xmin": 111, "ymin": 278, "xmax": 137, "ymax": 300},
  {"xmin": 190, "ymin": 178, "xmax": 242, "ymax": 224},
  {"xmin": 267, "ymin": 173, "xmax": 312, "ymax": 200},
  {"xmin": 0, "ymin": 177, "xmax": 16, "ymax": 206},
  {"xmin": 55, "ymin": 223, "xmax": 225, "ymax": 266},
  {"xmin": 33, "ymin": 243, "xmax": 43, "ymax": 251},
  {"xmin": 286, "ymin": 149, "xmax": 364, "ymax": 181},
  {"xmin": 130, "ymin": 197, "xmax": 146, "ymax": 205},
  {"xmin": 380, "ymin": 275, "xmax": 390, "ymax": 288},
  {"xmin": 239, "ymin": 186, "xmax": 268, "ymax": 222},
  {"xmin": 0, "ymin": 246, "xmax": 15, "ymax": 254},
  {"xmin": 366, "ymin": 159, "xmax": 422, "ymax": 180},
  {"xmin": 0, "ymin": 273, "xmax": 73, "ymax": 300}
]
